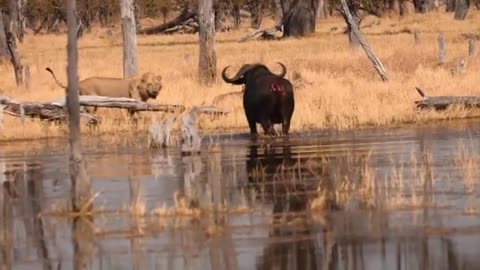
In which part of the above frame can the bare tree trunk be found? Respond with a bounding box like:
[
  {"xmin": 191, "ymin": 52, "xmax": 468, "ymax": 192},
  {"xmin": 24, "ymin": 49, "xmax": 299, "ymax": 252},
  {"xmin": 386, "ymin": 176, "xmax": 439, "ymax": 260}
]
[
  {"xmin": 8, "ymin": 0, "xmax": 25, "ymax": 43},
  {"xmin": 121, "ymin": 0, "xmax": 138, "ymax": 78},
  {"xmin": 5, "ymin": 29, "xmax": 24, "ymax": 86},
  {"xmin": 317, "ymin": 0, "xmax": 328, "ymax": 18},
  {"xmin": 340, "ymin": 1, "xmax": 361, "ymax": 48},
  {"xmin": 399, "ymin": 0, "xmax": 409, "ymax": 15},
  {"xmin": 198, "ymin": 0, "xmax": 217, "ymax": 86},
  {"xmin": 392, "ymin": 0, "xmax": 400, "ymax": 14},
  {"xmin": 133, "ymin": 0, "xmax": 142, "ymax": 32},
  {"xmin": 281, "ymin": 0, "xmax": 319, "ymax": 37},
  {"xmin": 274, "ymin": 0, "xmax": 283, "ymax": 25},
  {"xmin": 249, "ymin": 1, "xmax": 263, "ymax": 29},
  {"xmin": 340, "ymin": 0, "xmax": 389, "ymax": 82},
  {"xmin": 17, "ymin": 0, "xmax": 26, "ymax": 41},
  {"xmin": 437, "ymin": 32, "xmax": 447, "ymax": 64},
  {"xmin": 1, "ymin": 11, "xmax": 28, "ymax": 88},
  {"xmin": 454, "ymin": 0, "xmax": 470, "ymax": 20},
  {"xmin": 0, "ymin": 13, "xmax": 10, "ymax": 59},
  {"xmin": 468, "ymin": 35, "xmax": 477, "ymax": 57},
  {"xmin": 446, "ymin": 0, "xmax": 456, "ymax": 11},
  {"xmin": 214, "ymin": 3, "xmax": 225, "ymax": 32},
  {"xmin": 66, "ymin": 0, "xmax": 91, "ymax": 213},
  {"xmin": 232, "ymin": 4, "xmax": 241, "ymax": 29},
  {"xmin": 414, "ymin": 0, "xmax": 434, "ymax": 12}
]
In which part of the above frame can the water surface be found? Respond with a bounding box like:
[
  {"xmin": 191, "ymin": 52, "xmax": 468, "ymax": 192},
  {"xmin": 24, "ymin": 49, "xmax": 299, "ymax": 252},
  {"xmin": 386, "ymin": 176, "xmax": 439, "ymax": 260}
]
[{"xmin": 2, "ymin": 119, "xmax": 480, "ymax": 270}]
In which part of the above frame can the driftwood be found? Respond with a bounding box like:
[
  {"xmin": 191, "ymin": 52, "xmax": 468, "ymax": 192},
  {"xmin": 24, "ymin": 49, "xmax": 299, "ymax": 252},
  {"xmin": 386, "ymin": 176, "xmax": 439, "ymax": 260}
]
[
  {"xmin": 414, "ymin": 87, "xmax": 480, "ymax": 110},
  {"xmin": 138, "ymin": 10, "xmax": 198, "ymax": 35},
  {"xmin": 239, "ymin": 26, "xmax": 282, "ymax": 42}
]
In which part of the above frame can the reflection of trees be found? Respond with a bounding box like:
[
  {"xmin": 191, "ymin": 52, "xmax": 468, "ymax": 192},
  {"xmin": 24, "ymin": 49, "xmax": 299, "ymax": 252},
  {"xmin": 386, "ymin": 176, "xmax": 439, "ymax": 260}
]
[
  {"xmin": 0, "ymin": 159, "xmax": 13, "ymax": 270},
  {"xmin": 3, "ymin": 160, "xmax": 54, "ymax": 270},
  {"xmin": 1, "ymin": 158, "xmax": 95, "ymax": 270}
]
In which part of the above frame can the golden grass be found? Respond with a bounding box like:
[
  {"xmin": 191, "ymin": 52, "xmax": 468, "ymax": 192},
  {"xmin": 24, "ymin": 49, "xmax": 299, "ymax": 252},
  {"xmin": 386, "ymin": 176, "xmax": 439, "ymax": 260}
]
[{"xmin": 2, "ymin": 11, "xmax": 480, "ymax": 141}]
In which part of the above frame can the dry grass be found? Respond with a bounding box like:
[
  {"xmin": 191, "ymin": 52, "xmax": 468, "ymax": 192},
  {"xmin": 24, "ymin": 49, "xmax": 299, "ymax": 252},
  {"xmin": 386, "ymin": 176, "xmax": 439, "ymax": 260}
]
[{"xmin": 2, "ymin": 11, "xmax": 480, "ymax": 141}]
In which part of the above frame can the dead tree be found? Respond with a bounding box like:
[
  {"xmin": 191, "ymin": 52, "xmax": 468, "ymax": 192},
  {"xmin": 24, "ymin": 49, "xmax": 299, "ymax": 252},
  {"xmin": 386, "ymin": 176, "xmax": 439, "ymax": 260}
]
[
  {"xmin": 9, "ymin": 0, "xmax": 26, "ymax": 43},
  {"xmin": 232, "ymin": 2, "xmax": 242, "ymax": 29},
  {"xmin": 0, "ymin": 12, "xmax": 9, "ymax": 59},
  {"xmin": 414, "ymin": 0, "xmax": 435, "ymax": 13},
  {"xmin": 280, "ymin": 0, "xmax": 319, "ymax": 37},
  {"xmin": 198, "ymin": 0, "xmax": 217, "ymax": 86},
  {"xmin": 317, "ymin": 0, "xmax": 329, "ymax": 18},
  {"xmin": 246, "ymin": 0, "xmax": 264, "ymax": 29},
  {"xmin": 121, "ymin": 0, "xmax": 138, "ymax": 78},
  {"xmin": 0, "ymin": 10, "xmax": 29, "ymax": 88},
  {"xmin": 338, "ymin": 0, "xmax": 361, "ymax": 48},
  {"xmin": 66, "ymin": 0, "xmax": 91, "ymax": 214},
  {"xmin": 340, "ymin": 0, "xmax": 389, "ymax": 82},
  {"xmin": 446, "ymin": 0, "xmax": 456, "ymax": 11},
  {"xmin": 468, "ymin": 35, "xmax": 477, "ymax": 57},
  {"xmin": 454, "ymin": 0, "xmax": 470, "ymax": 20}
]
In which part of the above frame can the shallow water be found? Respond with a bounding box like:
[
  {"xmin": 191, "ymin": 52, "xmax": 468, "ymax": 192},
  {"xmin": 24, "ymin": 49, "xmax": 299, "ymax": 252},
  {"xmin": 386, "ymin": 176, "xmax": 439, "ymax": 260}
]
[{"xmin": 2, "ymin": 119, "xmax": 480, "ymax": 270}]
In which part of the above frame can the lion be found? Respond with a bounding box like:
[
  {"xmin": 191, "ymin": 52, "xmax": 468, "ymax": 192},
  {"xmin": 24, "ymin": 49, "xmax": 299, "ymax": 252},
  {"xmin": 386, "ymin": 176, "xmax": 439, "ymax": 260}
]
[{"xmin": 45, "ymin": 67, "xmax": 163, "ymax": 114}]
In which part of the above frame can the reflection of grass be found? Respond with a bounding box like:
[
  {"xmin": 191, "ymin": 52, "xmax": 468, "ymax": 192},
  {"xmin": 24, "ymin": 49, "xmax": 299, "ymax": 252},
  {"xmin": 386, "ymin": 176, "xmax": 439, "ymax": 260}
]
[{"xmin": 2, "ymin": 11, "xmax": 480, "ymax": 140}]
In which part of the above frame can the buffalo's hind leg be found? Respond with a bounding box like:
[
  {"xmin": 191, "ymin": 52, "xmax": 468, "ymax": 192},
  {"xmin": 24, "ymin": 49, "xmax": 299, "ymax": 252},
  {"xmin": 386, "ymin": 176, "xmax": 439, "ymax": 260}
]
[{"xmin": 282, "ymin": 119, "xmax": 291, "ymax": 136}]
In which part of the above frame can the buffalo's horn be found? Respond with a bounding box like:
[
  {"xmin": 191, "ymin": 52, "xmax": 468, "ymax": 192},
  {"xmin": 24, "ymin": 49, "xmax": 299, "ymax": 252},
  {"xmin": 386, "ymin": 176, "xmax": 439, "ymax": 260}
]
[
  {"xmin": 221, "ymin": 64, "xmax": 255, "ymax": 83},
  {"xmin": 274, "ymin": 62, "xmax": 287, "ymax": 78}
]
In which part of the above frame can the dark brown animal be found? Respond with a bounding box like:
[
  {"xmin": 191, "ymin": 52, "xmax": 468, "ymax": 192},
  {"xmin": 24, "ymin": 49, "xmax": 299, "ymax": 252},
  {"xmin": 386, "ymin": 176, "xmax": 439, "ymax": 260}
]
[{"xmin": 222, "ymin": 62, "xmax": 295, "ymax": 138}]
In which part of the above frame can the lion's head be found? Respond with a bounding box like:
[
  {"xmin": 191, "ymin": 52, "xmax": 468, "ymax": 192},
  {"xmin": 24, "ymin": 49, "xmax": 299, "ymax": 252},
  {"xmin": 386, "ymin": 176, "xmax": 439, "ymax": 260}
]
[{"xmin": 137, "ymin": 72, "xmax": 163, "ymax": 100}]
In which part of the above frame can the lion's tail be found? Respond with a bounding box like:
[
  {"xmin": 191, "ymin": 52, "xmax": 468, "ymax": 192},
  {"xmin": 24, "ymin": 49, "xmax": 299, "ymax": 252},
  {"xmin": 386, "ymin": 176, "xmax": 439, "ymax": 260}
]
[{"xmin": 45, "ymin": 67, "xmax": 67, "ymax": 89}]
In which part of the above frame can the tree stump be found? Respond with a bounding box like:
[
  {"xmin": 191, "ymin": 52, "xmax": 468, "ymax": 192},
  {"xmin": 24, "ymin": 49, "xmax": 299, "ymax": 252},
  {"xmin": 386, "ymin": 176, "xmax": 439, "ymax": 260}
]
[{"xmin": 438, "ymin": 32, "xmax": 447, "ymax": 65}]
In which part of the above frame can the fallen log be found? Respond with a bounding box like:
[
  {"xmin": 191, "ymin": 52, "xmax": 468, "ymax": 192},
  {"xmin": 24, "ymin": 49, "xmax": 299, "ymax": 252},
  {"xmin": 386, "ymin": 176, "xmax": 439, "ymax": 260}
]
[
  {"xmin": 414, "ymin": 87, "xmax": 480, "ymax": 110},
  {"xmin": 0, "ymin": 95, "xmax": 189, "ymax": 126},
  {"xmin": 51, "ymin": 95, "xmax": 186, "ymax": 113},
  {"xmin": 138, "ymin": 9, "xmax": 198, "ymax": 35},
  {"xmin": 0, "ymin": 95, "xmax": 100, "ymax": 125},
  {"xmin": 239, "ymin": 26, "xmax": 282, "ymax": 42}
]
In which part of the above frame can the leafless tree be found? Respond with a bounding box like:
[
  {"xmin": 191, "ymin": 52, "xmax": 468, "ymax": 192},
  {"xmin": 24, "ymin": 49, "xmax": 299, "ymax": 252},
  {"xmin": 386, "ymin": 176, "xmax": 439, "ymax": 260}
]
[
  {"xmin": 121, "ymin": 0, "xmax": 138, "ymax": 78},
  {"xmin": 198, "ymin": 0, "xmax": 217, "ymax": 85},
  {"xmin": 65, "ymin": 0, "xmax": 91, "ymax": 212},
  {"xmin": 454, "ymin": 0, "xmax": 470, "ymax": 20},
  {"xmin": 280, "ymin": 0, "xmax": 319, "ymax": 37}
]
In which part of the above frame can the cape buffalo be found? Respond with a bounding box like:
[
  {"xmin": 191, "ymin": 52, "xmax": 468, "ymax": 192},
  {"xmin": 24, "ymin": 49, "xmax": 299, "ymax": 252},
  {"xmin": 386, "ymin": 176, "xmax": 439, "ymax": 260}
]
[{"xmin": 221, "ymin": 62, "xmax": 295, "ymax": 138}]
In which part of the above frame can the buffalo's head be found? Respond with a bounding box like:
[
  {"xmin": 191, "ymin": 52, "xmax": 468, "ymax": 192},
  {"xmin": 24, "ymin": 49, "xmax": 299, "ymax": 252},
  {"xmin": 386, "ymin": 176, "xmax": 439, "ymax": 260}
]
[{"xmin": 221, "ymin": 62, "xmax": 287, "ymax": 85}]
